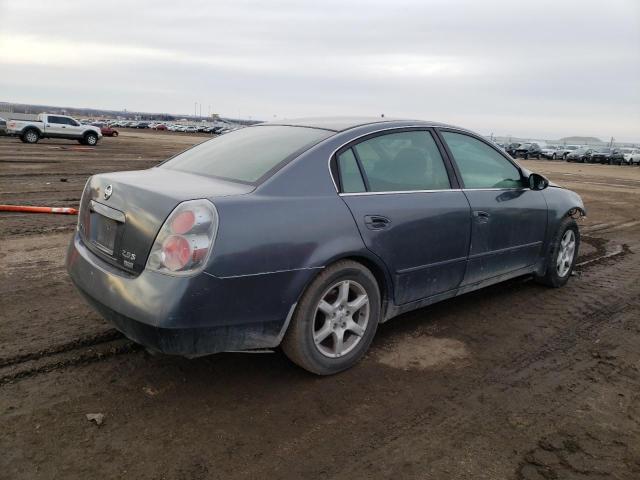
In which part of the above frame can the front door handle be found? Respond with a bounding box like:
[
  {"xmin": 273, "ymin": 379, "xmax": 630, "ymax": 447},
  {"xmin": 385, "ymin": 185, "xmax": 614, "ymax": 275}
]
[{"xmin": 364, "ymin": 215, "xmax": 391, "ymax": 230}]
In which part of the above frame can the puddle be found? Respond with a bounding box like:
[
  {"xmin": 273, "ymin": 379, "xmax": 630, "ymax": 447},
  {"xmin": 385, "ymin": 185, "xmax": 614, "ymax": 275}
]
[{"xmin": 376, "ymin": 335, "xmax": 469, "ymax": 370}]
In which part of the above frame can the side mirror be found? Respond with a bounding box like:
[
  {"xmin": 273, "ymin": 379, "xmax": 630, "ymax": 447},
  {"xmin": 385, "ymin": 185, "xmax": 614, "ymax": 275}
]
[{"xmin": 528, "ymin": 173, "xmax": 549, "ymax": 191}]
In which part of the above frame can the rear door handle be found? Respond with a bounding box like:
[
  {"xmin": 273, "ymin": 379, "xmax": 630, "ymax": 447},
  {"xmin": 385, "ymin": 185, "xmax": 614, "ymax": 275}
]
[
  {"xmin": 364, "ymin": 215, "xmax": 391, "ymax": 230},
  {"xmin": 473, "ymin": 211, "xmax": 490, "ymax": 223}
]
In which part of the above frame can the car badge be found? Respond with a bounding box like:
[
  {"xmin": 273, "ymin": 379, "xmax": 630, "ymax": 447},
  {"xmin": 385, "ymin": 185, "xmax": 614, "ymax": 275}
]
[{"xmin": 104, "ymin": 184, "xmax": 113, "ymax": 200}]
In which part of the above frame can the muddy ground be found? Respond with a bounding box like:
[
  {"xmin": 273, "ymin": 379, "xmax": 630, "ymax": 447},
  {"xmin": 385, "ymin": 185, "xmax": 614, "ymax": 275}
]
[{"xmin": 1, "ymin": 131, "xmax": 639, "ymax": 480}]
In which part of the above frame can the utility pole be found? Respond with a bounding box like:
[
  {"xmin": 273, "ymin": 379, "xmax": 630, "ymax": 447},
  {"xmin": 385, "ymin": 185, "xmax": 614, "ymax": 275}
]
[
  {"xmin": 609, "ymin": 136, "xmax": 614, "ymax": 148},
  {"xmin": 194, "ymin": 102, "xmax": 197, "ymax": 118}
]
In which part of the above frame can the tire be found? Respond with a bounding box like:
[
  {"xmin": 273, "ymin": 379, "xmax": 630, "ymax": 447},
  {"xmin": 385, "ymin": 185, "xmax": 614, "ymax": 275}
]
[
  {"xmin": 523, "ymin": 153, "xmax": 529, "ymax": 160},
  {"xmin": 535, "ymin": 217, "xmax": 580, "ymax": 288},
  {"xmin": 563, "ymin": 153, "xmax": 568, "ymax": 160},
  {"xmin": 22, "ymin": 129, "xmax": 39, "ymax": 144},
  {"xmin": 84, "ymin": 132, "xmax": 98, "ymax": 146},
  {"xmin": 281, "ymin": 260, "xmax": 381, "ymax": 375},
  {"xmin": 112, "ymin": 131, "xmax": 118, "ymax": 137},
  {"xmin": 552, "ymin": 153, "xmax": 557, "ymax": 160}
]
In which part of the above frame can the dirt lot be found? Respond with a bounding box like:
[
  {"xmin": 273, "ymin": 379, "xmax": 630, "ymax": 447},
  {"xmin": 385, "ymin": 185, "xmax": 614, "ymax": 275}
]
[{"xmin": 1, "ymin": 131, "xmax": 639, "ymax": 480}]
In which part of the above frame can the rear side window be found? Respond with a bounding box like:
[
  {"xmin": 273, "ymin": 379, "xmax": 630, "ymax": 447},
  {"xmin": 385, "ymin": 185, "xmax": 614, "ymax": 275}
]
[
  {"xmin": 441, "ymin": 131, "xmax": 523, "ymax": 189},
  {"xmin": 337, "ymin": 149, "xmax": 365, "ymax": 193},
  {"xmin": 353, "ymin": 131, "xmax": 450, "ymax": 192},
  {"xmin": 161, "ymin": 125, "xmax": 332, "ymax": 184}
]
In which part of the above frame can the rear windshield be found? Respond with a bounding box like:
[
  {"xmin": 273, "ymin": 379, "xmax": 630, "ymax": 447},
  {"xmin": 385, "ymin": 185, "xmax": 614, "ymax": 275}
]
[{"xmin": 160, "ymin": 125, "xmax": 333, "ymax": 184}]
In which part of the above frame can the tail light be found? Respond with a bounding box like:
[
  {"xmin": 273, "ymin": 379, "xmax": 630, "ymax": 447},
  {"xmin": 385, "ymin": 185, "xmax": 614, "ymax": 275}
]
[{"xmin": 146, "ymin": 199, "xmax": 218, "ymax": 276}]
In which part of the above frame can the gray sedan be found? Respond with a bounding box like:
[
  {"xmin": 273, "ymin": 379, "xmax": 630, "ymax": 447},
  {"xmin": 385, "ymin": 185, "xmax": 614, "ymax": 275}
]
[{"xmin": 66, "ymin": 118, "xmax": 585, "ymax": 374}]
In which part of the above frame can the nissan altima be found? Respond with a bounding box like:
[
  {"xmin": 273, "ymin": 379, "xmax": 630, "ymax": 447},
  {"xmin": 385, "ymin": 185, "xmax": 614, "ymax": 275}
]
[{"xmin": 66, "ymin": 118, "xmax": 585, "ymax": 375}]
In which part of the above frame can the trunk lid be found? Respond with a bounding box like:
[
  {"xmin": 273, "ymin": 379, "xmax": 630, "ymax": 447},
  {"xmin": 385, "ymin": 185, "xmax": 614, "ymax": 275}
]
[{"xmin": 78, "ymin": 167, "xmax": 253, "ymax": 274}]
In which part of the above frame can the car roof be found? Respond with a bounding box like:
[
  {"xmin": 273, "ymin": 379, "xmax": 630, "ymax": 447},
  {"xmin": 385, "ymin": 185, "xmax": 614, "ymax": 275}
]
[{"xmin": 261, "ymin": 117, "xmax": 458, "ymax": 133}]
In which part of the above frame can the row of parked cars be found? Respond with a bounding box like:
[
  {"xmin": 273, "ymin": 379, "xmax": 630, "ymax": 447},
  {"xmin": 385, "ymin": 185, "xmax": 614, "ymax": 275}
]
[
  {"xmin": 84, "ymin": 119, "xmax": 237, "ymax": 135},
  {"xmin": 502, "ymin": 142, "xmax": 640, "ymax": 165}
]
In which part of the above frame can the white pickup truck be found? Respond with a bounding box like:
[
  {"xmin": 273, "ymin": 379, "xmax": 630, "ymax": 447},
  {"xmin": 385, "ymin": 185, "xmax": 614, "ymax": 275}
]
[{"xmin": 6, "ymin": 114, "xmax": 102, "ymax": 145}]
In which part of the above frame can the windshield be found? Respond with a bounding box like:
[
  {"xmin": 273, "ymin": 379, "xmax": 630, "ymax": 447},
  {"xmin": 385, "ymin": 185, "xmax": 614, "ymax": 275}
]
[
  {"xmin": 597, "ymin": 147, "xmax": 611, "ymax": 153},
  {"xmin": 161, "ymin": 125, "xmax": 333, "ymax": 184}
]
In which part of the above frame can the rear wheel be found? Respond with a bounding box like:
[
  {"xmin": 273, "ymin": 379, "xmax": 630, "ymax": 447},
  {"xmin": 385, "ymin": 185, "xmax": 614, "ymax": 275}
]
[
  {"xmin": 552, "ymin": 153, "xmax": 557, "ymax": 160},
  {"xmin": 281, "ymin": 260, "xmax": 380, "ymax": 375},
  {"xmin": 536, "ymin": 217, "xmax": 580, "ymax": 288},
  {"xmin": 112, "ymin": 131, "xmax": 118, "ymax": 137},
  {"xmin": 22, "ymin": 129, "xmax": 39, "ymax": 144}
]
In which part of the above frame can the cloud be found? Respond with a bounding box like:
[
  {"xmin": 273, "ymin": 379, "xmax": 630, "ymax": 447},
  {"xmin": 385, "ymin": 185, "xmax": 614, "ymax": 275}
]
[{"xmin": 0, "ymin": 0, "xmax": 638, "ymax": 140}]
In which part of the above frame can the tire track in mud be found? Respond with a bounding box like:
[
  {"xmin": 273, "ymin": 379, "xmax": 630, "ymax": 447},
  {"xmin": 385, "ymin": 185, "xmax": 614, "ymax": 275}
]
[
  {"xmin": 0, "ymin": 329, "xmax": 124, "ymax": 368},
  {"xmin": 0, "ymin": 339, "xmax": 142, "ymax": 386},
  {"xmin": 0, "ymin": 329, "xmax": 143, "ymax": 386}
]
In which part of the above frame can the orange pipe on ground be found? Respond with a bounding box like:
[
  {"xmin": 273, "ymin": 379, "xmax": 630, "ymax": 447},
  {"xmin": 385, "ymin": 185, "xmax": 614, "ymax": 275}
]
[{"xmin": 0, "ymin": 205, "xmax": 78, "ymax": 215}]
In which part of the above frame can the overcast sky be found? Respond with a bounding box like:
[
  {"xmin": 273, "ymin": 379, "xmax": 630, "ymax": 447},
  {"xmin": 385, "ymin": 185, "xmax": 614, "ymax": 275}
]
[{"xmin": 0, "ymin": 0, "xmax": 638, "ymax": 140}]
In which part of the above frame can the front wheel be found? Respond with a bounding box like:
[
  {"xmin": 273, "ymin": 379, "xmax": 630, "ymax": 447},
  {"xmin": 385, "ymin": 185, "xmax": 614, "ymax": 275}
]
[
  {"xmin": 84, "ymin": 132, "xmax": 98, "ymax": 146},
  {"xmin": 552, "ymin": 153, "xmax": 557, "ymax": 160},
  {"xmin": 535, "ymin": 217, "xmax": 580, "ymax": 288},
  {"xmin": 281, "ymin": 260, "xmax": 380, "ymax": 375}
]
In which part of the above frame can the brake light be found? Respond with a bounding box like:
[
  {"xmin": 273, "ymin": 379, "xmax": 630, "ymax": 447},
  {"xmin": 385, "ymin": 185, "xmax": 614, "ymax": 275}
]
[{"xmin": 146, "ymin": 199, "xmax": 218, "ymax": 275}]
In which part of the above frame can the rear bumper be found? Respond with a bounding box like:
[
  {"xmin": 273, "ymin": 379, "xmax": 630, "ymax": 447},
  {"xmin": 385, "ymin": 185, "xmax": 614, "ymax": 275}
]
[{"xmin": 66, "ymin": 233, "xmax": 306, "ymax": 355}]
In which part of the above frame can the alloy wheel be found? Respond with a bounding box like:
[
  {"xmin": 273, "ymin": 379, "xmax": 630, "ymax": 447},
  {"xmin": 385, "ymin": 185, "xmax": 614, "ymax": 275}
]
[
  {"xmin": 556, "ymin": 229, "xmax": 576, "ymax": 277},
  {"xmin": 313, "ymin": 280, "xmax": 369, "ymax": 358}
]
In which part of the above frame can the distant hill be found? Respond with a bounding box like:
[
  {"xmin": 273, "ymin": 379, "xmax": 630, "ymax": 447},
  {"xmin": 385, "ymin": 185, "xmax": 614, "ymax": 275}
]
[{"xmin": 556, "ymin": 136, "xmax": 603, "ymax": 144}]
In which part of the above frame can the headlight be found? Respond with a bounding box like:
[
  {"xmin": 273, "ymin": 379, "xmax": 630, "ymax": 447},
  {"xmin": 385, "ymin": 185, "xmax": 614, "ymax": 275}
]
[{"xmin": 146, "ymin": 199, "xmax": 218, "ymax": 276}]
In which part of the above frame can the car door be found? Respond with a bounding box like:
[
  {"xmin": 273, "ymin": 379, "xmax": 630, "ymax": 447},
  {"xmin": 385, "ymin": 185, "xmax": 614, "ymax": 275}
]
[
  {"xmin": 438, "ymin": 130, "xmax": 548, "ymax": 285},
  {"xmin": 45, "ymin": 115, "xmax": 66, "ymax": 137},
  {"xmin": 335, "ymin": 128, "xmax": 472, "ymax": 305},
  {"xmin": 65, "ymin": 117, "xmax": 85, "ymax": 138}
]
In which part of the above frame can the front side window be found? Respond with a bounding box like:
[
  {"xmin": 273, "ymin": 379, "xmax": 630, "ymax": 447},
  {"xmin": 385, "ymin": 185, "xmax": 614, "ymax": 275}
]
[
  {"xmin": 441, "ymin": 131, "xmax": 523, "ymax": 189},
  {"xmin": 352, "ymin": 131, "xmax": 451, "ymax": 192},
  {"xmin": 47, "ymin": 116, "xmax": 62, "ymax": 124},
  {"xmin": 161, "ymin": 125, "xmax": 332, "ymax": 184}
]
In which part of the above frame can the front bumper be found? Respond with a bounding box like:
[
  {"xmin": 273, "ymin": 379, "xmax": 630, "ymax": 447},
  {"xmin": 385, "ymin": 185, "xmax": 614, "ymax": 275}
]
[{"xmin": 66, "ymin": 233, "xmax": 305, "ymax": 355}]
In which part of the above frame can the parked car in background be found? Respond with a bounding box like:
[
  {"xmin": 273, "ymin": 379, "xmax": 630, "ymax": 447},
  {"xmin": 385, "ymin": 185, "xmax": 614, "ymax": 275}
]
[
  {"xmin": 6, "ymin": 114, "xmax": 102, "ymax": 145},
  {"xmin": 136, "ymin": 122, "xmax": 151, "ymax": 129},
  {"xmin": 100, "ymin": 126, "xmax": 119, "ymax": 137},
  {"xmin": 566, "ymin": 147, "xmax": 595, "ymax": 163},
  {"xmin": 554, "ymin": 145, "xmax": 581, "ymax": 160},
  {"xmin": 66, "ymin": 117, "xmax": 585, "ymax": 375},
  {"xmin": 511, "ymin": 142, "xmax": 543, "ymax": 159},
  {"xmin": 591, "ymin": 147, "xmax": 625, "ymax": 165},
  {"xmin": 154, "ymin": 124, "xmax": 168, "ymax": 131},
  {"xmin": 184, "ymin": 126, "xmax": 198, "ymax": 133},
  {"xmin": 505, "ymin": 143, "xmax": 522, "ymax": 156},
  {"xmin": 622, "ymin": 148, "xmax": 640, "ymax": 165},
  {"xmin": 0, "ymin": 117, "xmax": 6, "ymax": 135},
  {"xmin": 540, "ymin": 146, "xmax": 559, "ymax": 160}
]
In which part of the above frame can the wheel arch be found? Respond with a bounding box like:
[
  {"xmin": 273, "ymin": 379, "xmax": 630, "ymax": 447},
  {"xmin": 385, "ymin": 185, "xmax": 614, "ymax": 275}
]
[
  {"xmin": 308, "ymin": 251, "xmax": 395, "ymax": 321},
  {"xmin": 22, "ymin": 126, "xmax": 42, "ymax": 137}
]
